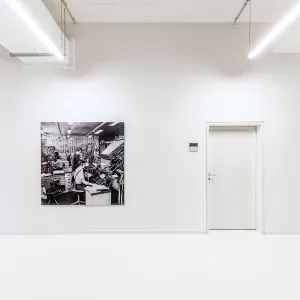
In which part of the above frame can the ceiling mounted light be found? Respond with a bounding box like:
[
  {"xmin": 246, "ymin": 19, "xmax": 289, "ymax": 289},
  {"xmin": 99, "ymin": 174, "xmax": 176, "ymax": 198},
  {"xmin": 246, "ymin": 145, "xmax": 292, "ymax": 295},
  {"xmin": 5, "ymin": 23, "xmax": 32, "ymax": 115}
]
[
  {"xmin": 86, "ymin": 122, "xmax": 106, "ymax": 137},
  {"xmin": 4, "ymin": 0, "xmax": 64, "ymax": 60},
  {"xmin": 95, "ymin": 129, "xmax": 103, "ymax": 135},
  {"xmin": 67, "ymin": 129, "xmax": 72, "ymax": 134},
  {"xmin": 249, "ymin": 2, "xmax": 300, "ymax": 59},
  {"xmin": 110, "ymin": 122, "xmax": 120, "ymax": 127}
]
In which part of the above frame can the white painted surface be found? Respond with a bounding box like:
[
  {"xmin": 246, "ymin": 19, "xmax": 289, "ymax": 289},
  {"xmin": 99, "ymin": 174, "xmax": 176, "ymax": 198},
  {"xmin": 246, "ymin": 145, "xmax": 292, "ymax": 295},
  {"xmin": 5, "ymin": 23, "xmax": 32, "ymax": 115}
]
[
  {"xmin": 1, "ymin": 24, "xmax": 300, "ymax": 233},
  {"xmin": 0, "ymin": 0, "xmax": 69, "ymax": 64},
  {"xmin": 1, "ymin": 233, "xmax": 300, "ymax": 300},
  {"xmin": 42, "ymin": 0, "xmax": 300, "ymax": 54},
  {"xmin": 208, "ymin": 127, "xmax": 256, "ymax": 230},
  {"xmin": 43, "ymin": 0, "xmax": 295, "ymax": 23}
]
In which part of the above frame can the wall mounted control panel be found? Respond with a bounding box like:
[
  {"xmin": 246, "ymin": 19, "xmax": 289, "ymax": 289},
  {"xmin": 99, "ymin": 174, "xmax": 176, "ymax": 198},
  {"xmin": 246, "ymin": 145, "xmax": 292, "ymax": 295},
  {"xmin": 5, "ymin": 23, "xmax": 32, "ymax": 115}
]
[{"xmin": 189, "ymin": 143, "xmax": 198, "ymax": 152}]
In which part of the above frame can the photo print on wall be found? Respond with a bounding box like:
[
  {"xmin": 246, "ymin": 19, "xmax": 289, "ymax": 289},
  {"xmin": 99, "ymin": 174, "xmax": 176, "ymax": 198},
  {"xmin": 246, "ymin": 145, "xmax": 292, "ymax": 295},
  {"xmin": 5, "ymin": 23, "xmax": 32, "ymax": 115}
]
[{"xmin": 41, "ymin": 122, "xmax": 125, "ymax": 206}]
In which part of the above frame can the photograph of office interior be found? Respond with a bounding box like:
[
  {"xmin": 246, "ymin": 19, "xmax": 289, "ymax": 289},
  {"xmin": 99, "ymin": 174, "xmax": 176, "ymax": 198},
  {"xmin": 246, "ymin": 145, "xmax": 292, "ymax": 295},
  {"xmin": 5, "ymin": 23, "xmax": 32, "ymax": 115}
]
[{"xmin": 41, "ymin": 122, "xmax": 125, "ymax": 206}]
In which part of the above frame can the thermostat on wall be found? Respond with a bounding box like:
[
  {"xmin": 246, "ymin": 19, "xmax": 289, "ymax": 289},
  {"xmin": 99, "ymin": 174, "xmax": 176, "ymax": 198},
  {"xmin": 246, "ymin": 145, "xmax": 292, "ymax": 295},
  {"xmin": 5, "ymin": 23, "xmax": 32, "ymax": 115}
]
[{"xmin": 189, "ymin": 143, "xmax": 198, "ymax": 152}]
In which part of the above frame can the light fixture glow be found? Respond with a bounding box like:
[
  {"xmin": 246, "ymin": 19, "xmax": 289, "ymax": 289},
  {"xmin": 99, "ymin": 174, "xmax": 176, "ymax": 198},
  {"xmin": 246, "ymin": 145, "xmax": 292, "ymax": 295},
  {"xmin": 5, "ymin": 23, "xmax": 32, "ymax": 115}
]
[
  {"xmin": 4, "ymin": 0, "xmax": 64, "ymax": 60},
  {"xmin": 110, "ymin": 122, "xmax": 120, "ymax": 127},
  {"xmin": 249, "ymin": 2, "xmax": 300, "ymax": 59},
  {"xmin": 86, "ymin": 122, "xmax": 106, "ymax": 137},
  {"xmin": 67, "ymin": 129, "xmax": 72, "ymax": 134},
  {"xmin": 95, "ymin": 129, "xmax": 103, "ymax": 134}
]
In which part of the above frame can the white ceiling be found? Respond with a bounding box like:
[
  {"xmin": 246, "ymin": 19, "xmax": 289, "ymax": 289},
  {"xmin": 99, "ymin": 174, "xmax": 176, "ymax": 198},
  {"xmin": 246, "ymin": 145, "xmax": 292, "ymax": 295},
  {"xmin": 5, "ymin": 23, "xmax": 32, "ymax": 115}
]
[
  {"xmin": 43, "ymin": 0, "xmax": 297, "ymax": 23},
  {"xmin": 1, "ymin": 0, "xmax": 299, "ymax": 63}
]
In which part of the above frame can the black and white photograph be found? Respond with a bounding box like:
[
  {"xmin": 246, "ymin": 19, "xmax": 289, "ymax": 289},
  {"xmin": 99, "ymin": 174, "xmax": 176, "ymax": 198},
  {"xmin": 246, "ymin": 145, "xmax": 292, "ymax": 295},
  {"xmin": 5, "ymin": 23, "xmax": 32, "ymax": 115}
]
[{"xmin": 41, "ymin": 122, "xmax": 125, "ymax": 206}]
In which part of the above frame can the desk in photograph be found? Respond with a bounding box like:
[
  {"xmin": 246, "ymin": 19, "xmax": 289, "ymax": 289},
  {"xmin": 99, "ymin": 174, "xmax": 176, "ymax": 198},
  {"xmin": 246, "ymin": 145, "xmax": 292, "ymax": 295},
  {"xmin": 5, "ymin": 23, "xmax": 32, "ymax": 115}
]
[
  {"xmin": 65, "ymin": 172, "xmax": 72, "ymax": 192},
  {"xmin": 53, "ymin": 170, "xmax": 65, "ymax": 185},
  {"xmin": 85, "ymin": 185, "xmax": 111, "ymax": 206},
  {"xmin": 42, "ymin": 174, "xmax": 53, "ymax": 189}
]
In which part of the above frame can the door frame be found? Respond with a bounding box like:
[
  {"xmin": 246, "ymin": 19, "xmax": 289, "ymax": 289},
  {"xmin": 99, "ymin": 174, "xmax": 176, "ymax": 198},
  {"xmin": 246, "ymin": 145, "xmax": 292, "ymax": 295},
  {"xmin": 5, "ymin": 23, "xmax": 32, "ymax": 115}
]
[{"xmin": 206, "ymin": 122, "xmax": 265, "ymax": 234}]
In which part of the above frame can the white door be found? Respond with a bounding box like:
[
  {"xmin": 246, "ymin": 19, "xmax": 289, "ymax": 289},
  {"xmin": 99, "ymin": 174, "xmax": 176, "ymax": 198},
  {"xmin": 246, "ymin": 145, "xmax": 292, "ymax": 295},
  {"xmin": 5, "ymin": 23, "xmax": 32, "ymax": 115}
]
[{"xmin": 208, "ymin": 126, "xmax": 256, "ymax": 230}]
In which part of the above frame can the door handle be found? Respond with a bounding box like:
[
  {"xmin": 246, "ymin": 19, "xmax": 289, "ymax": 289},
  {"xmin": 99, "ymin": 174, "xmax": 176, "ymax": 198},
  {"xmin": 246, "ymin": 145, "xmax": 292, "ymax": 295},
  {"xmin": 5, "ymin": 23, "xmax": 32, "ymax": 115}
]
[{"xmin": 208, "ymin": 173, "xmax": 217, "ymax": 181}]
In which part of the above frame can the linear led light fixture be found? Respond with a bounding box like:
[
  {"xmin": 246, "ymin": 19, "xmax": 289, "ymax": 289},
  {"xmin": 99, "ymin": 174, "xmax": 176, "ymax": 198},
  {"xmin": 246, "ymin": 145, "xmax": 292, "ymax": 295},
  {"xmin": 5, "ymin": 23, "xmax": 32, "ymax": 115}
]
[
  {"xmin": 94, "ymin": 129, "xmax": 103, "ymax": 134},
  {"xmin": 110, "ymin": 122, "xmax": 120, "ymax": 127},
  {"xmin": 249, "ymin": 1, "xmax": 300, "ymax": 59},
  {"xmin": 4, "ymin": 0, "xmax": 64, "ymax": 60},
  {"xmin": 86, "ymin": 122, "xmax": 106, "ymax": 137}
]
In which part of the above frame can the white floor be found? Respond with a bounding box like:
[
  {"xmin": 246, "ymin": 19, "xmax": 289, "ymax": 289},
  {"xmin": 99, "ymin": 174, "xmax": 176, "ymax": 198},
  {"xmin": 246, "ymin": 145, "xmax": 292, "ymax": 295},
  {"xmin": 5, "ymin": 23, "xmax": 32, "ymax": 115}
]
[{"xmin": 0, "ymin": 232, "xmax": 299, "ymax": 300}]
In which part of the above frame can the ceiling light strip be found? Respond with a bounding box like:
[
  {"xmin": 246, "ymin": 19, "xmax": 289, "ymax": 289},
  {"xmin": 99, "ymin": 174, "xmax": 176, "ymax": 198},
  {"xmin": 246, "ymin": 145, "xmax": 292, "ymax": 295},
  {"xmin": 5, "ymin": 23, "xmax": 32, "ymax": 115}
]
[
  {"xmin": 110, "ymin": 122, "xmax": 120, "ymax": 127},
  {"xmin": 86, "ymin": 122, "xmax": 106, "ymax": 136},
  {"xmin": 4, "ymin": 0, "xmax": 64, "ymax": 60},
  {"xmin": 249, "ymin": 2, "xmax": 300, "ymax": 59},
  {"xmin": 95, "ymin": 129, "xmax": 103, "ymax": 134}
]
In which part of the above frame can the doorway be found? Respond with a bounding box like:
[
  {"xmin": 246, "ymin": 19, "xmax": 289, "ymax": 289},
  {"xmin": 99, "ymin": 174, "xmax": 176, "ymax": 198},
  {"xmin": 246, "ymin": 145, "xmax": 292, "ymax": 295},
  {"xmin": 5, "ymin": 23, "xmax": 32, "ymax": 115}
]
[{"xmin": 206, "ymin": 123, "xmax": 264, "ymax": 232}]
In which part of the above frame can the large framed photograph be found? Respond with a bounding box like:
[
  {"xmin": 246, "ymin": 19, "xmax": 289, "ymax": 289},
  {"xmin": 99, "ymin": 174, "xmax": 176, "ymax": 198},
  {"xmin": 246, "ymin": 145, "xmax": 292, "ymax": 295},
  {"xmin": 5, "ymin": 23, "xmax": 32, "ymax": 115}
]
[{"xmin": 41, "ymin": 122, "xmax": 125, "ymax": 206}]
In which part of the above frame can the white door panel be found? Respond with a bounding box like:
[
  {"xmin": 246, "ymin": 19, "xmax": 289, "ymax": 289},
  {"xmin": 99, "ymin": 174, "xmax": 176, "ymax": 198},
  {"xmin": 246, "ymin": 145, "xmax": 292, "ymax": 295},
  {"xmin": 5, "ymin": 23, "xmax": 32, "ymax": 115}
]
[{"xmin": 208, "ymin": 126, "xmax": 256, "ymax": 230}]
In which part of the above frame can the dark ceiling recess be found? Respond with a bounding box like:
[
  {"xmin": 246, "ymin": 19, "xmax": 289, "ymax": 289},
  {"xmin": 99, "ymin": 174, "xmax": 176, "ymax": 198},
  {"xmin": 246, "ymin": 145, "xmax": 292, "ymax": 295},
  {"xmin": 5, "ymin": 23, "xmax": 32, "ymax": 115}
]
[{"xmin": 42, "ymin": 122, "xmax": 124, "ymax": 138}]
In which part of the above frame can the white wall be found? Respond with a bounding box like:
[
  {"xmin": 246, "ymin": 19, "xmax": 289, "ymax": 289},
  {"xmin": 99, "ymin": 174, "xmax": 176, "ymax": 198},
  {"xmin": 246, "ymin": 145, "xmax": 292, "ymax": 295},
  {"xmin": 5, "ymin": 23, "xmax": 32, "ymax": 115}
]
[{"xmin": 1, "ymin": 24, "xmax": 300, "ymax": 233}]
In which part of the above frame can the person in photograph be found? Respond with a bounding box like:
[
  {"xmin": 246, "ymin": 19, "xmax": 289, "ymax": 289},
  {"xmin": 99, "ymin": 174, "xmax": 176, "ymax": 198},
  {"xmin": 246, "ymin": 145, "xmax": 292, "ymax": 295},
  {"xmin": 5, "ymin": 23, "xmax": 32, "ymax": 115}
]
[
  {"xmin": 47, "ymin": 146, "xmax": 56, "ymax": 162},
  {"xmin": 54, "ymin": 148, "xmax": 59, "ymax": 160},
  {"xmin": 85, "ymin": 143, "xmax": 94, "ymax": 164},
  {"xmin": 74, "ymin": 159, "xmax": 94, "ymax": 202},
  {"xmin": 87, "ymin": 143, "xmax": 92, "ymax": 153},
  {"xmin": 41, "ymin": 142, "xmax": 48, "ymax": 163},
  {"xmin": 72, "ymin": 147, "xmax": 82, "ymax": 172},
  {"xmin": 65, "ymin": 148, "xmax": 71, "ymax": 166},
  {"xmin": 81, "ymin": 143, "xmax": 87, "ymax": 159}
]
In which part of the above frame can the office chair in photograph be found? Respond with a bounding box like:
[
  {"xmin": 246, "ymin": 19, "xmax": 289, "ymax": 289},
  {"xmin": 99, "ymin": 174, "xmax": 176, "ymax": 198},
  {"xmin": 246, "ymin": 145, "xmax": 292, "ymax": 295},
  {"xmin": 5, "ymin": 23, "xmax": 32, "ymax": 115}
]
[{"xmin": 72, "ymin": 189, "xmax": 85, "ymax": 205}]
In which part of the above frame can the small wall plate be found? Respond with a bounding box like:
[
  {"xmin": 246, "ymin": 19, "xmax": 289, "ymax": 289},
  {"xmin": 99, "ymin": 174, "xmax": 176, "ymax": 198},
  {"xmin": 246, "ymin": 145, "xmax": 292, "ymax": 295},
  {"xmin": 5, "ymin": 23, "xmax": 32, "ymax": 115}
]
[{"xmin": 189, "ymin": 143, "xmax": 198, "ymax": 152}]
